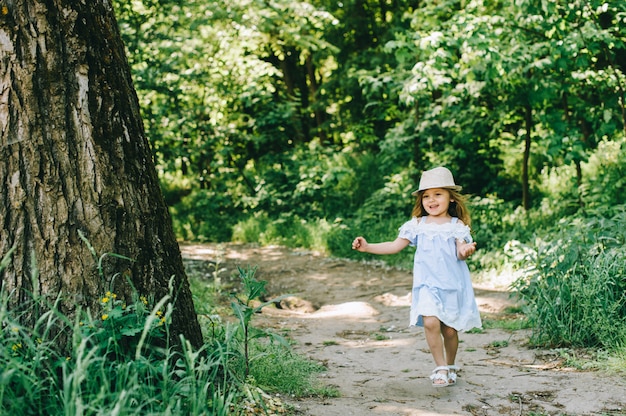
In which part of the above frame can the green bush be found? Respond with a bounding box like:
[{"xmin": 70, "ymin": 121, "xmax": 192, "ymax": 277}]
[
  {"xmin": 171, "ymin": 189, "xmax": 240, "ymax": 242},
  {"xmin": 232, "ymin": 212, "xmax": 335, "ymax": 251},
  {"xmin": 252, "ymin": 146, "xmax": 386, "ymax": 221},
  {"xmin": 579, "ymin": 139, "xmax": 626, "ymax": 210},
  {"xmin": 509, "ymin": 207, "xmax": 626, "ymax": 350},
  {"xmin": 326, "ymin": 214, "xmax": 415, "ymax": 268}
]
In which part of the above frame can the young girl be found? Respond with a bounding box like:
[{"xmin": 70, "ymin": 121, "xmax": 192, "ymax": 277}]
[{"xmin": 352, "ymin": 166, "xmax": 482, "ymax": 387}]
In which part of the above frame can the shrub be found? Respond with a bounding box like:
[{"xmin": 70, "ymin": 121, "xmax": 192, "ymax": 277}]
[
  {"xmin": 232, "ymin": 212, "xmax": 334, "ymax": 252},
  {"xmin": 509, "ymin": 207, "xmax": 626, "ymax": 350},
  {"xmin": 171, "ymin": 189, "xmax": 240, "ymax": 242}
]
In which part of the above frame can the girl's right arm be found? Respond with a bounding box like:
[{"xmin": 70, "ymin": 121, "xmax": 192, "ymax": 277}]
[{"xmin": 352, "ymin": 236, "xmax": 410, "ymax": 254}]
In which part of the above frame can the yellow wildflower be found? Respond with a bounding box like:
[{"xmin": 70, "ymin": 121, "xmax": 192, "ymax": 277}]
[{"xmin": 102, "ymin": 314, "xmax": 109, "ymax": 321}]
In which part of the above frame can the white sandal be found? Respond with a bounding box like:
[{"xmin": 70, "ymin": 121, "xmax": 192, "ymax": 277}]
[
  {"xmin": 447, "ymin": 365, "xmax": 460, "ymax": 385},
  {"xmin": 429, "ymin": 366, "xmax": 449, "ymax": 387}
]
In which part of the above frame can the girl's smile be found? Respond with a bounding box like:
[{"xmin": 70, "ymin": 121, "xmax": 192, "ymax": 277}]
[{"xmin": 422, "ymin": 188, "xmax": 453, "ymax": 220}]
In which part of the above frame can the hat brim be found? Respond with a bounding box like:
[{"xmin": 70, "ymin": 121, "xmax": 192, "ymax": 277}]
[{"xmin": 411, "ymin": 185, "xmax": 462, "ymax": 196}]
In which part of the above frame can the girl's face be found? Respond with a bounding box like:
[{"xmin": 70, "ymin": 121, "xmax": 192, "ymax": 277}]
[{"xmin": 421, "ymin": 188, "xmax": 452, "ymax": 219}]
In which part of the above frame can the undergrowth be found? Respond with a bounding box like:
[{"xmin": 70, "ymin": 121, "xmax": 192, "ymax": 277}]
[
  {"xmin": 170, "ymin": 139, "xmax": 626, "ymax": 368},
  {"xmin": 0, "ymin": 249, "xmax": 335, "ymax": 415},
  {"xmin": 507, "ymin": 206, "xmax": 626, "ymax": 350}
]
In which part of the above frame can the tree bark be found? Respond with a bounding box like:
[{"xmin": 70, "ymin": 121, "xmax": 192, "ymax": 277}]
[{"xmin": 0, "ymin": 0, "xmax": 203, "ymax": 349}]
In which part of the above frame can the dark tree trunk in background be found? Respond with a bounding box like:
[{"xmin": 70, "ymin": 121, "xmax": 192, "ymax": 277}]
[
  {"xmin": 0, "ymin": 0, "xmax": 202, "ymax": 349},
  {"xmin": 523, "ymin": 103, "xmax": 532, "ymax": 211}
]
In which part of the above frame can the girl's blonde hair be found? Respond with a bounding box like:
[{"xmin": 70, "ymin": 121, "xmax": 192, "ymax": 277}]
[{"xmin": 411, "ymin": 189, "xmax": 471, "ymax": 227}]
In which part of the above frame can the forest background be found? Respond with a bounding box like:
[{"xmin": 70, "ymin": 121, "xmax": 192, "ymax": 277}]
[
  {"xmin": 2, "ymin": 1, "xmax": 625, "ymax": 414},
  {"xmin": 113, "ymin": 0, "xmax": 626, "ymax": 351}
]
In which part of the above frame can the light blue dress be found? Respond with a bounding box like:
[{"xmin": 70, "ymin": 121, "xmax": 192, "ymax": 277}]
[{"xmin": 398, "ymin": 216, "xmax": 482, "ymax": 331}]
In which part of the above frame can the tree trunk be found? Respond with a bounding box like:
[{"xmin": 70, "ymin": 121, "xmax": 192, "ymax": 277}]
[
  {"xmin": 0, "ymin": 0, "xmax": 203, "ymax": 349},
  {"xmin": 305, "ymin": 54, "xmax": 328, "ymax": 144},
  {"xmin": 522, "ymin": 103, "xmax": 532, "ymax": 211}
]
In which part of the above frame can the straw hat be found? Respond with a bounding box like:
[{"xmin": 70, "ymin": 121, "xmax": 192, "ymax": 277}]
[{"xmin": 411, "ymin": 167, "xmax": 462, "ymax": 196}]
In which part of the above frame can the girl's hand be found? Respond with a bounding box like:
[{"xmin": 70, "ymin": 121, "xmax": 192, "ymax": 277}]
[
  {"xmin": 457, "ymin": 241, "xmax": 476, "ymax": 260},
  {"xmin": 352, "ymin": 236, "xmax": 368, "ymax": 252}
]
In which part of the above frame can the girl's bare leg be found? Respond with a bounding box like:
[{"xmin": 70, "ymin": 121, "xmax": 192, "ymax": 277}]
[
  {"xmin": 441, "ymin": 323, "xmax": 459, "ymax": 384},
  {"xmin": 441, "ymin": 323, "xmax": 458, "ymax": 365},
  {"xmin": 422, "ymin": 316, "xmax": 447, "ymax": 385}
]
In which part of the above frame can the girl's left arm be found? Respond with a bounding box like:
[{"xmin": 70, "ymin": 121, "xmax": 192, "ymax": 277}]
[{"xmin": 456, "ymin": 239, "xmax": 476, "ymax": 260}]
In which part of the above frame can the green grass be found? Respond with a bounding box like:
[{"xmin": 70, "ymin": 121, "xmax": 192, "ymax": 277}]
[
  {"xmin": 547, "ymin": 347, "xmax": 626, "ymax": 373},
  {"xmin": 480, "ymin": 306, "xmax": 531, "ymax": 332},
  {"xmin": 187, "ymin": 262, "xmax": 339, "ymax": 401},
  {"xmin": 0, "ymin": 292, "xmax": 233, "ymax": 415},
  {"xmin": 0, "ymin": 255, "xmax": 339, "ymax": 415},
  {"xmin": 489, "ymin": 340, "xmax": 509, "ymax": 348},
  {"xmin": 250, "ymin": 343, "xmax": 338, "ymax": 397}
]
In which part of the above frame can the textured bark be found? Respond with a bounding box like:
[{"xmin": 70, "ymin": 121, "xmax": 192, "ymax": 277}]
[{"xmin": 0, "ymin": 1, "xmax": 202, "ymax": 348}]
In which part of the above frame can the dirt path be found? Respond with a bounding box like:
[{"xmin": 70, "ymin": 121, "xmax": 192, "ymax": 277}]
[{"xmin": 180, "ymin": 243, "xmax": 626, "ymax": 416}]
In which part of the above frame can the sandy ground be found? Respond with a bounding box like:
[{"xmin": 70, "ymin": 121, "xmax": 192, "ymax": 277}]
[{"xmin": 180, "ymin": 243, "xmax": 626, "ymax": 416}]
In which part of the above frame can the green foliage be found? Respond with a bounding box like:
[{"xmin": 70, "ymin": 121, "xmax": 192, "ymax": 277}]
[
  {"xmin": 384, "ymin": 0, "xmax": 626, "ymax": 202},
  {"xmin": 509, "ymin": 207, "xmax": 626, "ymax": 350},
  {"xmin": 470, "ymin": 196, "xmax": 566, "ymax": 259},
  {"xmin": 481, "ymin": 313, "xmax": 531, "ymax": 332},
  {"xmin": 0, "ymin": 288, "xmax": 228, "ymax": 415},
  {"xmin": 578, "ymin": 139, "xmax": 626, "ymax": 210},
  {"xmin": 230, "ymin": 266, "xmax": 291, "ymax": 377},
  {"xmin": 114, "ymin": 0, "xmax": 626, "ymax": 246},
  {"xmin": 112, "ymin": 0, "xmax": 626, "ymax": 359},
  {"xmin": 249, "ymin": 343, "xmax": 337, "ymax": 397},
  {"xmin": 246, "ymin": 146, "xmax": 386, "ymax": 221},
  {"xmin": 171, "ymin": 189, "xmax": 240, "ymax": 242},
  {"xmin": 326, "ymin": 169, "xmax": 421, "ymax": 267},
  {"xmin": 229, "ymin": 164, "xmax": 417, "ymax": 267},
  {"xmin": 0, "ymin": 249, "xmax": 334, "ymax": 415},
  {"xmin": 171, "ymin": 145, "xmax": 393, "ymax": 245},
  {"xmin": 327, "ymin": 214, "xmax": 415, "ymax": 269},
  {"xmin": 78, "ymin": 290, "xmax": 168, "ymax": 362},
  {"xmin": 547, "ymin": 348, "xmax": 626, "ymax": 372},
  {"xmin": 232, "ymin": 213, "xmax": 313, "ymax": 248},
  {"xmin": 189, "ymin": 265, "xmax": 334, "ymax": 403}
]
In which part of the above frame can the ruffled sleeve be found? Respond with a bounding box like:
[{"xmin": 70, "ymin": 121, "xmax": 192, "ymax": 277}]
[{"xmin": 398, "ymin": 217, "xmax": 420, "ymax": 246}]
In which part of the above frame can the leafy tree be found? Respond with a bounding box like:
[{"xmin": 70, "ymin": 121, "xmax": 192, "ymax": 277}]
[
  {"xmin": 386, "ymin": 0, "xmax": 625, "ymax": 208},
  {"xmin": 113, "ymin": 0, "xmax": 626, "ymax": 242},
  {"xmin": 116, "ymin": 0, "xmax": 337, "ymax": 183}
]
